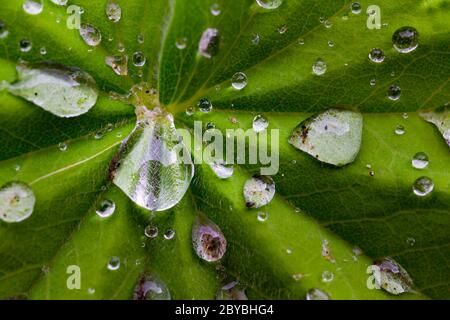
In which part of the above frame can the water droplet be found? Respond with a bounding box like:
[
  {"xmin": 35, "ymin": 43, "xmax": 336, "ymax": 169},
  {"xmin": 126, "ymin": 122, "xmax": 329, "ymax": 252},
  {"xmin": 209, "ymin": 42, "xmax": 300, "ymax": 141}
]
[
  {"xmin": 23, "ymin": 0, "xmax": 43, "ymax": 15},
  {"xmin": 175, "ymin": 37, "xmax": 187, "ymax": 50},
  {"xmin": 216, "ymin": 281, "xmax": 248, "ymax": 300},
  {"xmin": 19, "ymin": 39, "xmax": 32, "ymax": 52},
  {"xmin": 395, "ymin": 124, "xmax": 405, "ymax": 135},
  {"xmin": 79, "ymin": 23, "xmax": 102, "ymax": 46},
  {"xmin": 413, "ymin": 176, "xmax": 434, "ymax": 197},
  {"xmin": 106, "ymin": 1, "xmax": 122, "ymax": 23},
  {"xmin": 257, "ymin": 211, "xmax": 269, "ymax": 222},
  {"xmin": 312, "ymin": 58, "xmax": 327, "ymax": 76},
  {"xmin": 186, "ymin": 106, "xmax": 194, "ymax": 116},
  {"xmin": 164, "ymin": 228, "xmax": 175, "ymax": 240},
  {"xmin": 255, "ymin": 0, "xmax": 282, "ymax": 10},
  {"xmin": 14, "ymin": 164, "xmax": 21, "ymax": 172},
  {"xmin": 198, "ymin": 28, "xmax": 220, "ymax": 59},
  {"xmin": 192, "ymin": 216, "xmax": 227, "ymax": 262},
  {"xmin": 350, "ymin": 2, "xmax": 362, "ymax": 14},
  {"xmin": 369, "ymin": 258, "xmax": 414, "ymax": 295},
  {"xmin": 5, "ymin": 62, "xmax": 98, "ymax": 118},
  {"xmin": 403, "ymin": 112, "xmax": 409, "ymax": 119},
  {"xmin": 277, "ymin": 25, "xmax": 287, "ymax": 34},
  {"xmin": 321, "ymin": 270, "xmax": 334, "ymax": 283},
  {"xmin": 198, "ymin": 97, "xmax": 213, "ymax": 112},
  {"xmin": 0, "ymin": 182, "xmax": 35, "ymax": 223},
  {"xmin": 50, "ymin": 0, "xmax": 68, "ymax": 5},
  {"xmin": 96, "ymin": 199, "xmax": 115, "ymax": 218},
  {"xmin": 306, "ymin": 288, "xmax": 330, "ymax": 300},
  {"xmin": 87, "ymin": 288, "xmax": 95, "ymax": 294},
  {"xmin": 406, "ymin": 237, "xmax": 416, "ymax": 246},
  {"xmin": 210, "ymin": 161, "xmax": 234, "ymax": 179},
  {"xmin": 0, "ymin": 20, "xmax": 9, "ymax": 39},
  {"xmin": 253, "ymin": 114, "xmax": 269, "ymax": 133},
  {"xmin": 289, "ymin": 109, "xmax": 363, "ymax": 166},
  {"xmin": 133, "ymin": 274, "xmax": 171, "ymax": 300},
  {"xmin": 144, "ymin": 225, "xmax": 158, "ymax": 238},
  {"xmin": 105, "ymin": 54, "xmax": 128, "ymax": 76},
  {"xmin": 210, "ymin": 3, "xmax": 221, "ymax": 16},
  {"xmin": 298, "ymin": 38, "xmax": 305, "ymax": 45},
  {"xmin": 252, "ymin": 33, "xmax": 260, "ymax": 45},
  {"xmin": 243, "ymin": 175, "xmax": 275, "ymax": 209},
  {"xmin": 420, "ymin": 104, "xmax": 450, "ymax": 147},
  {"xmin": 132, "ymin": 51, "xmax": 146, "ymax": 67},
  {"xmin": 393, "ymin": 26, "xmax": 419, "ymax": 53},
  {"xmin": 107, "ymin": 256, "xmax": 120, "ymax": 270},
  {"xmin": 231, "ymin": 72, "xmax": 247, "ymax": 90},
  {"xmin": 94, "ymin": 130, "xmax": 104, "ymax": 140},
  {"xmin": 369, "ymin": 170, "xmax": 375, "ymax": 177},
  {"xmin": 387, "ymin": 84, "xmax": 401, "ymax": 101},
  {"xmin": 39, "ymin": 47, "xmax": 47, "ymax": 55},
  {"xmin": 58, "ymin": 142, "xmax": 67, "ymax": 151},
  {"xmin": 137, "ymin": 33, "xmax": 144, "ymax": 44},
  {"xmin": 113, "ymin": 107, "xmax": 194, "ymax": 211},
  {"xmin": 412, "ymin": 152, "xmax": 429, "ymax": 169},
  {"xmin": 370, "ymin": 78, "xmax": 376, "ymax": 86},
  {"xmin": 324, "ymin": 20, "xmax": 333, "ymax": 29},
  {"xmin": 327, "ymin": 40, "xmax": 334, "ymax": 47},
  {"xmin": 369, "ymin": 48, "xmax": 385, "ymax": 63}
]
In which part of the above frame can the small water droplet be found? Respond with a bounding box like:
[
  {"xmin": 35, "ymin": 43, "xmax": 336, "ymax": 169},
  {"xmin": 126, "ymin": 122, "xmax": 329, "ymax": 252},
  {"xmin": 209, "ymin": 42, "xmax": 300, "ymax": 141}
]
[
  {"xmin": 406, "ymin": 237, "xmax": 416, "ymax": 246},
  {"xmin": 0, "ymin": 20, "xmax": 9, "ymax": 39},
  {"xmin": 0, "ymin": 182, "xmax": 35, "ymax": 223},
  {"xmin": 216, "ymin": 281, "xmax": 248, "ymax": 300},
  {"xmin": 210, "ymin": 3, "xmax": 221, "ymax": 16},
  {"xmin": 298, "ymin": 38, "xmax": 305, "ymax": 45},
  {"xmin": 79, "ymin": 23, "xmax": 102, "ymax": 46},
  {"xmin": 257, "ymin": 211, "xmax": 269, "ymax": 222},
  {"xmin": 50, "ymin": 0, "xmax": 68, "ymax": 5},
  {"xmin": 96, "ymin": 199, "xmax": 115, "ymax": 218},
  {"xmin": 198, "ymin": 97, "xmax": 213, "ymax": 112},
  {"xmin": 106, "ymin": 1, "xmax": 122, "ymax": 23},
  {"xmin": 39, "ymin": 47, "xmax": 47, "ymax": 55},
  {"xmin": 324, "ymin": 20, "xmax": 333, "ymax": 29},
  {"xmin": 87, "ymin": 288, "xmax": 95, "ymax": 294},
  {"xmin": 231, "ymin": 72, "xmax": 247, "ymax": 90},
  {"xmin": 198, "ymin": 28, "xmax": 220, "ymax": 59},
  {"xmin": 413, "ymin": 176, "xmax": 434, "ymax": 196},
  {"xmin": 144, "ymin": 225, "xmax": 158, "ymax": 238},
  {"xmin": 312, "ymin": 58, "xmax": 327, "ymax": 76},
  {"xmin": 412, "ymin": 152, "xmax": 429, "ymax": 169},
  {"xmin": 393, "ymin": 26, "xmax": 419, "ymax": 53},
  {"xmin": 132, "ymin": 51, "xmax": 146, "ymax": 67},
  {"xmin": 370, "ymin": 78, "xmax": 376, "ymax": 86},
  {"xmin": 186, "ymin": 106, "xmax": 194, "ymax": 116},
  {"xmin": 256, "ymin": 0, "xmax": 283, "ymax": 10},
  {"xmin": 192, "ymin": 216, "xmax": 227, "ymax": 262},
  {"xmin": 321, "ymin": 270, "xmax": 334, "ymax": 283},
  {"xmin": 277, "ymin": 25, "xmax": 287, "ymax": 34},
  {"xmin": 105, "ymin": 54, "xmax": 128, "ymax": 76},
  {"xmin": 19, "ymin": 39, "xmax": 32, "ymax": 52},
  {"xmin": 58, "ymin": 142, "xmax": 67, "ymax": 151},
  {"xmin": 395, "ymin": 124, "xmax": 405, "ymax": 135},
  {"xmin": 403, "ymin": 112, "xmax": 409, "ymax": 119},
  {"xmin": 175, "ymin": 37, "xmax": 187, "ymax": 50},
  {"xmin": 350, "ymin": 2, "xmax": 362, "ymax": 14},
  {"xmin": 388, "ymin": 85, "xmax": 401, "ymax": 101},
  {"xmin": 243, "ymin": 175, "xmax": 275, "ymax": 209},
  {"xmin": 306, "ymin": 288, "xmax": 330, "ymax": 300},
  {"xmin": 252, "ymin": 114, "xmax": 269, "ymax": 133},
  {"xmin": 164, "ymin": 228, "xmax": 175, "ymax": 240},
  {"xmin": 252, "ymin": 33, "xmax": 260, "ymax": 45},
  {"xmin": 23, "ymin": 0, "xmax": 43, "ymax": 15},
  {"xmin": 327, "ymin": 40, "xmax": 334, "ymax": 47},
  {"xmin": 94, "ymin": 130, "xmax": 104, "ymax": 139},
  {"xmin": 210, "ymin": 161, "xmax": 234, "ymax": 179},
  {"xmin": 107, "ymin": 256, "xmax": 120, "ymax": 270},
  {"xmin": 133, "ymin": 274, "xmax": 171, "ymax": 300},
  {"xmin": 369, "ymin": 48, "xmax": 385, "ymax": 63},
  {"xmin": 137, "ymin": 33, "xmax": 144, "ymax": 44}
]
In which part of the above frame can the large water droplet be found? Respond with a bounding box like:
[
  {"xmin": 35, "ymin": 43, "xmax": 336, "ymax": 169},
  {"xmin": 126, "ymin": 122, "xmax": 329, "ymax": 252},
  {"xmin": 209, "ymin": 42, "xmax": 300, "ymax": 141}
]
[
  {"xmin": 231, "ymin": 72, "xmax": 247, "ymax": 90},
  {"xmin": 369, "ymin": 48, "xmax": 385, "ymax": 63},
  {"xmin": 132, "ymin": 51, "xmax": 146, "ymax": 67},
  {"xmin": 106, "ymin": 1, "xmax": 122, "ymax": 23},
  {"xmin": 393, "ymin": 26, "xmax": 419, "ymax": 53},
  {"xmin": 210, "ymin": 3, "xmax": 221, "ymax": 16},
  {"xmin": 0, "ymin": 182, "xmax": 35, "ymax": 223},
  {"xmin": 164, "ymin": 228, "xmax": 175, "ymax": 240},
  {"xmin": 96, "ymin": 199, "xmax": 116, "ymax": 218},
  {"xmin": 289, "ymin": 109, "xmax": 363, "ymax": 166},
  {"xmin": 23, "ymin": 0, "xmax": 44, "ymax": 15},
  {"xmin": 306, "ymin": 288, "xmax": 330, "ymax": 300},
  {"xmin": 19, "ymin": 39, "xmax": 32, "ymax": 52},
  {"xmin": 256, "ymin": 0, "xmax": 282, "ymax": 9},
  {"xmin": 198, "ymin": 97, "xmax": 213, "ymax": 113},
  {"xmin": 198, "ymin": 28, "xmax": 220, "ymax": 59},
  {"xmin": 216, "ymin": 281, "xmax": 248, "ymax": 300},
  {"xmin": 107, "ymin": 256, "xmax": 120, "ymax": 270},
  {"xmin": 79, "ymin": 23, "xmax": 102, "ymax": 46},
  {"xmin": 0, "ymin": 20, "xmax": 9, "ymax": 39},
  {"xmin": 112, "ymin": 107, "xmax": 194, "ymax": 212},
  {"xmin": 105, "ymin": 54, "xmax": 129, "ymax": 76},
  {"xmin": 387, "ymin": 85, "xmax": 402, "ymax": 101},
  {"xmin": 412, "ymin": 176, "xmax": 434, "ymax": 197},
  {"xmin": 252, "ymin": 115, "xmax": 269, "ymax": 133},
  {"xmin": 192, "ymin": 216, "xmax": 227, "ymax": 262},
  {"xmin": 5, "ymin": 62, "xmax": 98, "ymax": 118},
  {"xmin": 420, "ymin": 104, "xmax": 450, "ymax": 147},
  {"xmin": 133, "ymin": 274, "xmax": 171, "ymax": 300},
  {"xmin": 412, "ymin": 152, "xmax": 429, "ymax": 169},
  {"xmin": 395, "ymin": 124, "xmax": 405, "ymax": 135},
  {"xmin": 209, "ymin": 161, "xmax": 234, "ymax": 179},
  {"xmin": 369, "ymin": 258, "xmax": 414, "ymax": 295},
  {"xmin": 243, "ymin": 175, "xmax": 275, "ymax": 208},
  {"xmin": 312, "ymin": 58, "xmax": 327, "ymax": 76}
]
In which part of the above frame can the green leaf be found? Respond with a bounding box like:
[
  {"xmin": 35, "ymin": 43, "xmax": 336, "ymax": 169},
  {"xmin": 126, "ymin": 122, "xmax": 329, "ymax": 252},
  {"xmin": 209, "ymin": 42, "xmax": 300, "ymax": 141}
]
[{"xmin": 0, "ymin": 0, "xmax": 449, "ymax": 300}]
